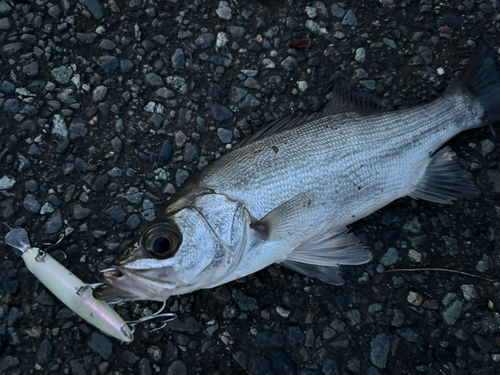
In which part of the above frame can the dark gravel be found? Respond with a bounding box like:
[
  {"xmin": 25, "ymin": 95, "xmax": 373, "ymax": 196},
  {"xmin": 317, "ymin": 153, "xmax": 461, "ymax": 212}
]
[{"xmin": 1, "ymin": 0, "xmax": 500, "ymax": 374}]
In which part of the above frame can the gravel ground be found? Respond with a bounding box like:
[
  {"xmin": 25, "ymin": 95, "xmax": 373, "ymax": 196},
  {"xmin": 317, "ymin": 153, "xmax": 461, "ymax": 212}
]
[{"xmin": 1, "ymin": 0, "xmax": 500, "ymax": 374}]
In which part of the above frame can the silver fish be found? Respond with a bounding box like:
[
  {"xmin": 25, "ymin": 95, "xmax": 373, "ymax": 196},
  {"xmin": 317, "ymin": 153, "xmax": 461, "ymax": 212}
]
[{"xmin": 95, "ymin": 40, "xmax": 500, "ymax": 302}]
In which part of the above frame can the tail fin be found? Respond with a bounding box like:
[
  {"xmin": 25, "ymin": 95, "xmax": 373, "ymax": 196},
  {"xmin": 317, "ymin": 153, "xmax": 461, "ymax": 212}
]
[{"xmin": 461, "ymin": 38, "xmax": 500, "ymax": 125}]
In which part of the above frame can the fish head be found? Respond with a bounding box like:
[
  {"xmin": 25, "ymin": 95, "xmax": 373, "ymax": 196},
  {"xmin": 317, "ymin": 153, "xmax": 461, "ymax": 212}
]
[{"xmin": 94, "ymin": 193, "xmax": 251, "ymax": 302}]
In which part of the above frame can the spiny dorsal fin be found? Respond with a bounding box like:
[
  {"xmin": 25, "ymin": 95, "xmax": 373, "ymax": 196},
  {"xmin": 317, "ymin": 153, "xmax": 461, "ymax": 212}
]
[{"xmin": 233, "ymin": 71, "xmax": 389, "ymax": 149}]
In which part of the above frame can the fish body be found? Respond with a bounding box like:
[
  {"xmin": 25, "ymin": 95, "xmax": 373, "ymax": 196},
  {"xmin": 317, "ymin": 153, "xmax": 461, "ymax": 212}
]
[{"xmin": 96, "ymin": 40, "xmax": 500, "ymax": 302}]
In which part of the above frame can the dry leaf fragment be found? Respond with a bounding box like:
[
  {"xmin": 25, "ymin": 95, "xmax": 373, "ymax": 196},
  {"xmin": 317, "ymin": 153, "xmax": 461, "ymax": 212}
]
[{"xmin": 289, "ymin": 39, "xmax": 311, "ymax": 49}]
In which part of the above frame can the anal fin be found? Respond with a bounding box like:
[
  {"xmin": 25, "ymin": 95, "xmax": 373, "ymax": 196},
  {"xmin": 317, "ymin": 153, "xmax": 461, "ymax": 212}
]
[
  {"xmin": 409, "ymin": 146, "xmax": 480, "ymax": 204},
  {"xmin": 279, "ymin": 226, "xmax": 372, "ymax": 285}
]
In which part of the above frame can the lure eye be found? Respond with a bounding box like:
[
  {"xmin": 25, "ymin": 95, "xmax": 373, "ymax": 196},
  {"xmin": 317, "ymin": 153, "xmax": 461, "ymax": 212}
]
[{"xmin": 142, "ymin": 223, "xmax": 182, "ymax": 259}]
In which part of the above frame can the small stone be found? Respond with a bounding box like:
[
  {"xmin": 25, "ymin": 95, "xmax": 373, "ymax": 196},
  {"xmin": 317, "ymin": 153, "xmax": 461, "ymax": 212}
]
[
  {"xmin": 87, "ymin": 332, "xmax": 112, "ymax": 360},
  {"xmin": 0, "ymin": 175, "xmax": 15, "ymax": 190},
  {"xmin": 73, "ymin": 204, "xmax": 91, "ymax": 220},
  {"xmin": 306, "ymin": 5, "xmax": 317, "ymax": 18},
  {"xmin": 36, "ymin": 339, "xmax": 52, "ymax": 365},
  {"xmin": 281, "ymin": 56, "xmax": 298, "ymax": 71},
  {"xmin": 92, "ymin": 85, "xmax": 108, "ymax": 102},
  {"xmin": 216, "ymin": 1, "xmax": 232, "ymax": 20},
  {"xmin": 232, "ymin": 289, "xmax": 258, "ymax": 311},
  {"xmin": 442, "ymin": 300, "xmax": 462, "ymax": 325},
  {"xmin": 99, "ymin": 39, "xmax": 116, "ymax": 50},
  {"xmin": 159, "ymin": 141, "xmax": 173, "ymax": 166},
  {"xmin": 217, "ymin": 128, "xmax": 233, "ymax": 143},
  {"xmin": 46, "ymin": 210, "xmax": 63, "ymax": 234},
  {"xmin": 331, "ymin": 4, "xmax": 346, "ymax": 18},
  {"xmin": 97, "ymin": 56, "xmax": 119, "ymax": 73},
  {"xmin": 380, "ymin": 247, "xmax": 398, "ymax": 266},
  {"xmin": 0, "ymin": 17, "xmax": 11, "ymax": 30},
  {"xmin": 211, "ymin": 104, "xmax": 232, "ymax": 122},
  {"xmin": 407, "ymin": 291, "xmax": 424, "ymax": 306},
  {"xmin": 216, "ymin": 32, "xmax": 229, "ymax": 48},
  {"xmin": 120, "ymin": 59, "xmax": 134, "ymax": 73},
  {"xmin": 195, "ymin": 33, "xmax": 215, "ymax": 49},
  {"xmin": 171, "ymin": 48, "xmax": 185, "ymax": 69},
  {"xmin": 175, "ymin": 169, "xmax": 189, "ymax": 186},
  {"xmin": 79, "ymin": 0, "xmax": 104, "ymax": 20},
  {"xmin": 355, "ymin": 47, "xmax": 366, "ymax": 62},
  {"xmin": 476, "ymin": 254, "xmax": 490, "ymax": 272},
  {"xmin": 383, "ymin": 38, "xmax": 397, "ymax": 49},
  {"xmin": 51, "ymin": 66, "xmax": 73, "ymax": 84},
  {"xmin": 342, "ymin": 10, "xmax": 358, "ymax": 26},
  {"xmin": 481, "ymin": 139, "xmax": 495, "ymax": 155},
  {"xmin": 297, "ymin": 81, "xmax": 308, "ymax": 92},
  {"xmin": 370, "ymin": 334, "xmax": 390, "ymax": 368},
  {"xmin": 23, "ymin": 61, "xmax": 39, "ymax": 77},
  {"xmin": 461, "ymin": 284, "xmax": 478, "ymax": 301},
  {"xmin": 145, "ymin": 73, "xmax": 163, "ymax": 86},
  {"xmin": 127, "ymin": 214, "xmax": 141, "ymax": 229},
  {"xmin": 111, "ymin": 137, "xmax": 122, "ymax": 153},
  {"xmin": 106, "ymin": 205, "xmax": 126, "ymax": 223},
  {"xmin": 24, "ymin": 194, "xmax": 41, "ymax": 212},
  {"xmin": 408, "ymin": 249, "xmax": 422, "ymax": 262}
]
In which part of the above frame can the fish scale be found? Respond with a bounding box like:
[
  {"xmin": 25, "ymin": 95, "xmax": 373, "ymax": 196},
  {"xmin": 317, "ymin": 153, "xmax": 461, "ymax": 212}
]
[{"xmin": 202, "ymin": 92, "xmax": 478, "ymax": 227}]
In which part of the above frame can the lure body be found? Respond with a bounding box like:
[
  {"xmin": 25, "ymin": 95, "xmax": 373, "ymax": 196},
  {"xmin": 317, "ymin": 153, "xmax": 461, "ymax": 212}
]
[{"xmin": 5, "ymin": 228, "xmax": 133, "ymax": 342}]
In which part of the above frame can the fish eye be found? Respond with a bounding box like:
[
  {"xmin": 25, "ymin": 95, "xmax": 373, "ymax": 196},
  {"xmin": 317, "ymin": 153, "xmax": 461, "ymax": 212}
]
[{"xmin": 141, "ymin": 223, "xmax": 181, "ymax": 259}]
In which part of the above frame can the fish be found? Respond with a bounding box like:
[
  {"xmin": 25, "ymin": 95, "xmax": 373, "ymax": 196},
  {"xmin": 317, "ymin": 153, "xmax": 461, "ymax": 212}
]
[{"xmin": 94, "ymin": 39, "xmax": 500, "ymax": 303}]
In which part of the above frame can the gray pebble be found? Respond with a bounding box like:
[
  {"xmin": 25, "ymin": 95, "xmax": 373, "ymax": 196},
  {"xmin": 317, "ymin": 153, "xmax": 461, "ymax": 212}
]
[
  {"xmin": 92, "ymin": 175, "xmax": 109, "ymax": 192},
  {"xmin": 106, "ymin": 205, "xmax": 126, "ymax": 222},
  {"xmin": 217, "ymin": 128, "xmax": 233, "ymax": 143},
  {"xmin": 487, "ymin": 170, "xmax": 500, "ymax": 193},
  {"xmin": 2, "ymin": 42, "xmax": 22, "ymax": 57},
  {"xmin": 167, "ymin": 360, "xmax": 187, "ymax": 375},
  {"xmin": 481, "ymin": 139, "xmax": 495, "ymax": 155},
  {"xmin": 0, "ymin": 175, "xmax": 16, "ymax": 190},
  {"xmin": 111, "ymin": 137, "xmax": 122, "ymax": 153},
  {"xmin": 87, "ymin": 332, "xmax": 112, "ymax": 360},
  {"xmin": 4, "ymin": 98, "xmax": 22, "ymax": 114},
  {"xmin": 227, "ymin": 26, "xmax": 246, "ymax": 39},
  {"xmin": 36, "ymin": 339, "xmax": 52, "ymax": 365},
  {"xmin": 99, "ymin": 39, "xmax": 116, "ymax": 50},
  {"xmin": 355, "ymin": 47, "xmax": 366, "ymax": 62},
  {"xmin": 331, "ymin": 4, "xmax": 346, "ymax": 18},
  {"xmin": 45, "ymin": 210, "xmax": 63, "ymax": 234},
  {"xmin": 322, "ymin": 358, "xmax": 339, "ymax": 375},
  {"xmin": 48, "ymin": 5, "xmax": 60, "ymax": 19},
  {"xmin": 442, "ymin": 300, "xmax": 462, "ymax": 325},
  {"xmin": 195, "ymin": 33, "xmax": 215, "ymax": 49},
  {"xmin": 231, "ymin": 86, "xmax": 248, "ymax": 103},
  {"xmin": 232, "ymin": 289, "xmax": 258, "ymax": 311},
  {"xmin": 380, "ymin": 247, "xmax": 398, "ymax": 266},
  {"xmin": 23, "ymin": 61, "xmax": 39, "ymax": 77},
  {"xmin": 476, "ymin": 253, "xmax": 490, "ymax": 272},
  {"xmin": 383, "ymin": 38, "xmax": 397, "ymax": 49},
  {"xmin": 24, "ymin": 194, "xmax": 41, "ymax": 212},
  {"xmin": 342, "ymin": 10, "xmax": 358, "ymax": 26},
  {"xmin": 73, "ymin": 204, "xmax": 91, "ymax": 219},
  {"xmin": 79, "ymin": 0, "xmax": 103, "ymax": 19},
  {"xmin": 216, "ymin": 1, "xmax": 232, "ymax": 20},
  {"xmin": 281, "ymin": 56, "xmax": 298, "ymax": 71},
  {"xmin": 370, "ymin": 334, "xmax": 390, "ymax": 368},
  {"xmin": 127, "ymin": 214, "xmax": 141, "ymax": 229},
  {"xmin": 247, "ymin": 355, "xmax": 270, "ymax": 374},
  {"xmin": 25, "ymin": 180, "xmax": 38, "ymax": 192},
  {"xmin": 211, "ymin": 104, "xmax": 232, "ymax": 122},
  {"xmin": 76, "ymin": 33, "xmax": 96, "ymax": 44},
  {"xmin": 288, "ymin": 326, "xmax": 305, "ymax": 345},
  {"xmin": 0, "ymin": 80, "xmax": 15, "ymax": 93},
  {"xmin": 120, "ymin": 59, "xmax": 134, "ymax": 73},
  {"xmin": 97, "ymin": 56, "xmax": 119, "ymax": 72},
  {"xmin": 159, "ymin": 141, "xmax": 173, "ymax": 166},
  {"xmin": 153, "ymin": 35, "xmax": 167, "ymax": 44},
  {"xmin": 171, "ymin": 48, "xmax": 185, "ymax": 69},
  {"xmin": 175, "ymin": 169, "xmax": 189, "ymax": 186},
  {"xmin": 51, "ymin": 66, "xmax": 72, "ymax": 84},
  {"xmin": 69, "ymin": 119, "xmax": 88, "ymax": 139},
  {"xmin": 139, "ymin": 358, "xmax": 152, "ymax": 375},
  {"xmin": 92, "ymin": 85, "xmax": 108, "ymax": 102},
  {"xmin": 145, "ymin": 73, "xmax": 163, "ymax": 86},
  {"xmin": 184, "ymin": 143, "xmax": 198, "ymax": 163}
]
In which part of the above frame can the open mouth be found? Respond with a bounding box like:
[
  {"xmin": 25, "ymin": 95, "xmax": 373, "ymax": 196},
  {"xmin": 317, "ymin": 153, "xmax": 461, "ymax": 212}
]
[{"xmin": 93, "ymin": 267, "xmax": 175, "ymax": 302}]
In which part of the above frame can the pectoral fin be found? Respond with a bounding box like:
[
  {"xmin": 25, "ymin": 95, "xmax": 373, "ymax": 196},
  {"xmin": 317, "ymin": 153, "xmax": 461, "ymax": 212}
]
[
  {"xmin": 254, "ymin": 192, "xmax": 316, "ymax": 241},
  {"xmin": 280, "ymin": 226, "xmax": 372, "ymax": 285},
  {"xmin": 409, "ymin": 146, "xmax": 480, "ymax": 204}
]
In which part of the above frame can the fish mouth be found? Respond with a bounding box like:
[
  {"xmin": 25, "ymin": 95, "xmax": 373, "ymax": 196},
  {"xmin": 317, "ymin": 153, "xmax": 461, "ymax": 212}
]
[{"xmin": 94, "ymin": 267, "xmax": 175, "ymax": 302}]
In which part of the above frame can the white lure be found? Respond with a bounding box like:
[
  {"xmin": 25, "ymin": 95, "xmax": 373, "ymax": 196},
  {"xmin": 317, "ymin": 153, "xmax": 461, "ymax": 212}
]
[{"xmin": 5, "ymin": 228, "xmax": 134, "ymax": 342}]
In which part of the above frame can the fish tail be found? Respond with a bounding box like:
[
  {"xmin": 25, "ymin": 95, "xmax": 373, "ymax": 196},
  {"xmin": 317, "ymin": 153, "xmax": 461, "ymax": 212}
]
[{"xmin": 459, "ymin": 38, "xmax": 500, "ymax": 126}]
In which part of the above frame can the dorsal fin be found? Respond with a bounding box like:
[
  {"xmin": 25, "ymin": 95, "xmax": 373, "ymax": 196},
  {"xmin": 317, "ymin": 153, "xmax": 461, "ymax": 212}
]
[
  {"xmin": 319, "ymin": 71, "xmax": 390, "ymax": 117},
  {"xmin": 233, "ymin": 72, "xmax": 390, "ymax": 149}
]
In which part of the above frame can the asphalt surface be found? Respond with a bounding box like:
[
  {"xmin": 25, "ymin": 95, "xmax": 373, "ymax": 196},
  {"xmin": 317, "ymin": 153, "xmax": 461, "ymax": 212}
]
[{"xmin": 1, "ymin": 0, "xmax": 500, "ymax": 374}]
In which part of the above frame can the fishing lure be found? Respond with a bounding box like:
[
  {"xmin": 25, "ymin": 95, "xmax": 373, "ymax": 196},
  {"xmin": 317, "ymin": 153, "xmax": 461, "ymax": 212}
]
[{"xmin": 4, "ymin": 227, "xmax": 135, "ymax": 342}]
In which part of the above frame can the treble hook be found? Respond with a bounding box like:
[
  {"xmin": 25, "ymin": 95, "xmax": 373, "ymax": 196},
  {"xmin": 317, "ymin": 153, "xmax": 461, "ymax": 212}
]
[
  {"xmin": 41, "ymin": 233, "xmax": 65, "ymax": 252},
  {"xmin": 121, "ymin": 300, "xmax": 177, "ymax": 335}
]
